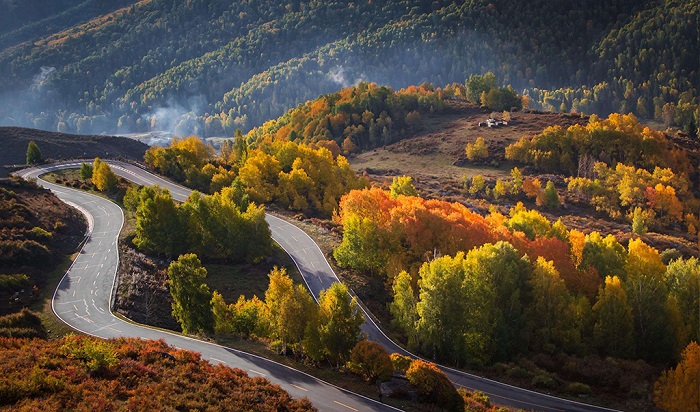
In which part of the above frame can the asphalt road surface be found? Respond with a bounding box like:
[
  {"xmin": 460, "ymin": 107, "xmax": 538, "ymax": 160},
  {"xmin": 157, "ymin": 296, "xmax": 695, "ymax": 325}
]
[
  {"xmin": 18, "ymin": 160, "xmax": 618, "ymax": 412},
  {"xmin": 17, "ymin": 162, "xmax": 398, "ymax": 412}
]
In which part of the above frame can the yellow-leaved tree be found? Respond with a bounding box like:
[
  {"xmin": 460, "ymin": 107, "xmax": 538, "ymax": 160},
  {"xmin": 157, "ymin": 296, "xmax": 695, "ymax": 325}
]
[
  {"xmin": 92, "ymin": 158, "xmax": 117, "ymax": 192},
  {"xmin": 654, "ymin": 341, "xmax": 700, "ymax": 412}
]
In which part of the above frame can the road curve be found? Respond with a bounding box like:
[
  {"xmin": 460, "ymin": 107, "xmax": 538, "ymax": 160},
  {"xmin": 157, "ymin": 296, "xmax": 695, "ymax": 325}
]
[
  {"xmin": 21, "ymin": 160, "xmax": 617, "ymax": 412},
  {"xmin": 16, "ymin": 162, "xmax": 398, "ymax": 412}
]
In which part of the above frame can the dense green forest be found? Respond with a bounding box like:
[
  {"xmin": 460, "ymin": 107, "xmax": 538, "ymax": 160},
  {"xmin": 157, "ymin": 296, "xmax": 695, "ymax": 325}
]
[{"xmin": 0, "ymin": 0, "xmax": 696, "ymax": 137}]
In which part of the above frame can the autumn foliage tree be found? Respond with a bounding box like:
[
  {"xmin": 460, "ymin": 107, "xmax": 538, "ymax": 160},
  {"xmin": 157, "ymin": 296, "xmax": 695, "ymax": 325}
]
[
  {"xmin": 654, "ymin": 341, "xmax": 700, "ymax": 412},
  {"xmin": 265, "ymin": 267, "xmax": 316, "ymax": 355},
  {"xmin": 625, "ymin": 238, "xmax": 674, "ymax": 361},
  {"xmin": 406, "ymin": 359, "xmax": 464, "ymax": 412},
  {"xmin": 389, "ymin": 175, "xmax": 418, "ymax": 199},
  {"xmin": 92, "ymin": 157, "xmax": 118, "ymax": 192},
  {"xmin": 465, "ymin": 137, "xmax": 489, "ymax": 161},
  {"xmin": 506, "ymin": 113, "xmax": 692, "ymax": 176},
  {"xmin": 592, "ymin": 276, "xmax": 634, "ymax": 358},
  {"xmin": 347, "ymin": 340, "xmax": 393, "ymax": 383}
]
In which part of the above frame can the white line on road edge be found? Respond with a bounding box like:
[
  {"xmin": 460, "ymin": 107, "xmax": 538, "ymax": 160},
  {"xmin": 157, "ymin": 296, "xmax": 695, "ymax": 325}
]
[{"xmin": 20, "ymin": 164, "xmax": 401, "ymax": 412}]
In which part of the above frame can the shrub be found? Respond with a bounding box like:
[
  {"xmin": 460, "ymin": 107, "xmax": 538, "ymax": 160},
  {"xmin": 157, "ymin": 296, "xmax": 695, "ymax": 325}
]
[
  {"xmin": 505, "ymin": 364, "xmax": 531, "ymax": 379},
  {"xmin": 61, "ymin": 335, "xmax": 119, "ymax": 373},
  {"xmin": 390, "ymin": 353, "xmax": 412, "ymax": 372},
  {"xmin": 0, "ymin": 240, "xmax": 51, "ymax": 266},
  {"xmin": 566, "ymin": 382, "xmax": 592, "ymax": 395},
  {"xmin": 0, "ymin": 309, "xmax": 47, "ymax": 339},
  {"xmin": 459, "ymin": 388, "xmax": 491, "ymax": 411},
  {"xmin": 406, "ymin": 359, "xmax": 463, "ymax": 411},
  {"xmin": 29, "ymin": 227, "xmax": 52, "ymax": 241},
  {"xmin": 347, "ymin": 341, "xmax": 393, "ymax": 382},
  {"xmin": 532, "ymin": 372, "xmax": 558, "ymax": 389},
  {"xmin": 0, "ymin": 274, "xmax": 30, "ymax": 291}
]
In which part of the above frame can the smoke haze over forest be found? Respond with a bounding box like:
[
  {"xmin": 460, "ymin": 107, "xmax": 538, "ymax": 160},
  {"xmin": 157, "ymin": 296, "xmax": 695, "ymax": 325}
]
[{"xmin": 0, "ymin": 0, "xmax": 697, "ymax": 141}]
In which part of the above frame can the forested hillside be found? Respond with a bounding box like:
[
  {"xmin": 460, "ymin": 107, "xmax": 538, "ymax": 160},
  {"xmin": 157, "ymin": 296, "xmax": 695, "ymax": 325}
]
[{"xmin": 0, "ymin": 0, "xmax": 696, "ymax": 137}]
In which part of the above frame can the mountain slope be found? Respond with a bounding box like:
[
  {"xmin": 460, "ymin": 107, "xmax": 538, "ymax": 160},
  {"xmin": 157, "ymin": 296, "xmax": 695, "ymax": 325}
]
[
  {"xmin": 0, "ymin": 127, "xmax": 148, "ymax": 176},
  {"xmin": 0, "ymin": 0, "xmax": 696, "ymax": 137}
]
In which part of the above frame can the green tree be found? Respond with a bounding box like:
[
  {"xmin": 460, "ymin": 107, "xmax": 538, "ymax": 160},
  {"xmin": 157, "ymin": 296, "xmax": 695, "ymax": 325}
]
[
  {"xmin": 264, "ymin": 267, "xmax": 294, "ymax": 352},
  {"xmin": 592, "ymin": 276, "xmax": 634, "ymax": 358},
  {"xmin": 465, "ymin": 72, "xmax": 498, "ymax": 103},
  {"xmin": 134, "ymin": 188, "xmax": 186, "ymax": 257},
  {"xmin": 181, "ymin": 188, "xmax": 271, "ymax": 262},
  {"xmin": 317, "ymin": 283, "xmax": 364, "ymax": 367},
  {"xmin": 631, "ymin": 207, "xmax": 649, "ymax": 235},
  {"xmin": 411, "ymin": 242, "xmax": 531, "ymax": 366},
  {"xmin": 528, "ymin": 257, "xmax": 580, "ymax": 354},
  {"xmin": 211, "ymin": 291, "xmax": 234, "ymax": 335},
  {"xmin": 228, "ymin": 177, "xmax": 250, "ymax": 210},
  {"xmin": 167, "ymin": 254, "xmax": 213, "ymax": 334},
  {"xmin": 415, "ymin": 253, "xmax": 475, "ymax": 365},
  {"xmin": 506, "ymin": 204, "xmax": 553, "ymax": 240},
  {"xmin": 481, "ymin": 86, "xmax": 522, "ymax": 111},
  {"xmin": 466, "ymin": 242, "xmax": 531, "ymax": 361},
  {"xmin": 389, "ymin": 175, "xmax": 418, "ymax": 199},
  {"xmin": 665, "ymin": 258, "xmax": 700, "ymax": 344},
  {"xmin": 333, "ymin": 215, "xmax": 386, "ymax": 275},
  {"xmin": 543, "ymin": 181, "xmax": 559, "ymax": 209},
  {"xmin": 211, "ymin": 292, "xmax": 266, "ymax": 338},
  {"xmin": 580, "ymin": 232, "xmax": 627, "ymax": 279},
  {"xmin": 80, "ymin": 162, "xmax": 93, "ymax": 180},
  {"xmin": 26, "ymin": 141, "xmax": 41, "ymax": 165},
  {"xmin": 92, "ymin": 158, "xmax": 118, "ymax": 192},
  {"xmin": 492, "ymin": 179, "xmax": 507, "ymax": 200},
  {"xmin": 390, "ymin": 271, "xmax": 418, "ymax": 347}
]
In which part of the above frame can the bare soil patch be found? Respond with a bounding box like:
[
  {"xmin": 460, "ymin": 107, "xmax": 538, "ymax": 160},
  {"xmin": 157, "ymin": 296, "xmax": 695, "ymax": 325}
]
[{"xmin": 351, "ymin": 100, "xmax": 587, "ymax": 185}]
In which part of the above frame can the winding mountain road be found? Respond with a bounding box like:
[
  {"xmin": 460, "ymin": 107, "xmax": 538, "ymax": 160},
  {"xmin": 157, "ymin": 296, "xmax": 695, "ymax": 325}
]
[{"xmin": 18, "ymin": 160, "xmax": 616, "ymax": 412}]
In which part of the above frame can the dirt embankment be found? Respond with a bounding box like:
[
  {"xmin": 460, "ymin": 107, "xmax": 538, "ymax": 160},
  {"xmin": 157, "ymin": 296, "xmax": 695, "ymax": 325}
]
[
  {"xmin": 0, "ymin": 126, "xmax": 149, "ymax": 176},
  {"xmin": 0, "ymin": 177, "xmax": 87, "ymax": 315}
]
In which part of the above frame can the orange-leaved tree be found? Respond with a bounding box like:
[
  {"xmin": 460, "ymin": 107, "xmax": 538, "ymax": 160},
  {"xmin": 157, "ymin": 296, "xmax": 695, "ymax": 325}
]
[{"xmin": 654, "ymin": 341, "xmax": 700, "ymax": 412}]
